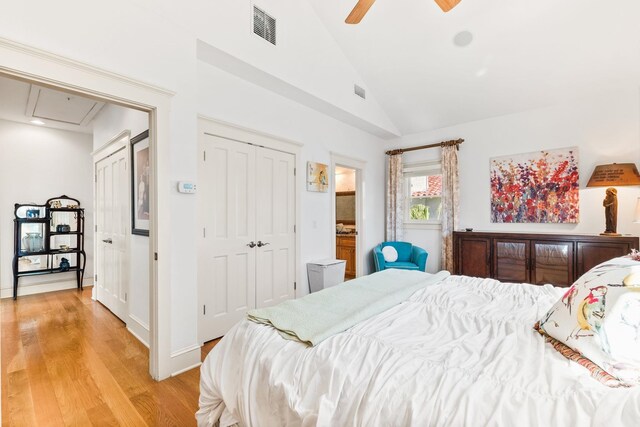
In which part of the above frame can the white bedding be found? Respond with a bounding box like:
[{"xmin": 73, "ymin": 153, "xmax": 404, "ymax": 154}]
[{"xmin": 196, "ymin": 274, "xmax": 640, "ymax": 426}]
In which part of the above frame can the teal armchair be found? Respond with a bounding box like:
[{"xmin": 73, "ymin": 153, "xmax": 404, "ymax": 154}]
[{"xmin": 373, "ymin": 241, "xmax": 428, "ymax": 272}]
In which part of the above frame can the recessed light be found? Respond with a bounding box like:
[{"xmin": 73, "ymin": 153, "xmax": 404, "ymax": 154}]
[
  {"xmin": 30, "ymin": 119, "xmax": 45, "ymax": 126},
  {"xmin": 453, "ymin": 31, "xmax": 473, "ymax": 47}
]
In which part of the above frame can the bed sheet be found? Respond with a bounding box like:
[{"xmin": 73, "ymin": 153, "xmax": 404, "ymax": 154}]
[{"xmin": 197, "ymin": 274, "xmax": 640, "ymax": 426}]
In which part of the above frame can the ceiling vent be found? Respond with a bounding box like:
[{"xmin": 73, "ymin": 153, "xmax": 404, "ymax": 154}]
[
  {"xmin": 253, "ymin": 6, "xmax": 276, "ymax": 45},
  {"xmin": 354, "ymin": 84, "xmax": 366, "ymax": 100}
]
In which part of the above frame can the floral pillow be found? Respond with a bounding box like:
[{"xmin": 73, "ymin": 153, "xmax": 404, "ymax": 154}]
[{"xmin": 537, "ymin": 256, "xmax": 640, "ymax": 386}]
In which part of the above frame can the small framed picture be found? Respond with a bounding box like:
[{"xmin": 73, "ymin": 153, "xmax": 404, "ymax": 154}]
[
  {"xmin": 131, "ymin": 130, "xmax": 150, "ymax": 236},
  {"xmin": 307, "ymin": 161, "xmax": 329, "ymax": 192}
]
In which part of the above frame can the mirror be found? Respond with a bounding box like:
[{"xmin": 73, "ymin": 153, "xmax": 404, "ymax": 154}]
[{"xmin": 336, "ymin": 191, "xmax": 355, "ymax": 224}]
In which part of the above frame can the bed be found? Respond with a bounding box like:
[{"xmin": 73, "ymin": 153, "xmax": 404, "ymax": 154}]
[{"xmin": 196, "ymin": 270, "xmax": 640, "ymax": 426}]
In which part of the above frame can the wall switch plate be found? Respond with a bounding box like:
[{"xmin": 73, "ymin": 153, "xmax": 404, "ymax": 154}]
[{"xmin": 177, "ymin": 181, "xmax": 196, "ymax": 194}]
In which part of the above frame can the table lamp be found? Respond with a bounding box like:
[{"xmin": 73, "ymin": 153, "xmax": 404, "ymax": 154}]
[{"xmin": 586, "ymin": 163, "xmax": 640, "ymax": 236}]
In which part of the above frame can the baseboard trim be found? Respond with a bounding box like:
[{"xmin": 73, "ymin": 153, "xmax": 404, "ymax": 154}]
[
  {"xmin": 170, "ymin": 344, "xmax": 202, "ymax": 376},
  {"xmin": 127, "ymin": 314, "xmax": 150, "ymax": 348},
  {"xmin": 129, "ymin": 313, "xmax": 149, "ymax": 330},
  {"xmin": 1, "ymin": 278, "xmax": 93, "ymax": 299}
]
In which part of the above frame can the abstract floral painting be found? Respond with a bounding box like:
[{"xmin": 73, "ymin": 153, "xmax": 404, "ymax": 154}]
[{"xmin": 490, "ymin": 147, "xmax": 579, "ymax": 223}]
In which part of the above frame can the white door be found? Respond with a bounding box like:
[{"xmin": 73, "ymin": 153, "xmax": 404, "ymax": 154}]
[
  {"xmin": 255, "ymin": 147, "xmax": 296, "ymax": 308},
  {"xmin": 95, "ymin": 148, "xmax": 129, "ymax": 321},
  {"xmin": 199, "ymin": 136, "xmax": 296, "ymax": 342},
  {"xmin": 199, "ymin": 135, "xmax": 257, "ymax": 340}
]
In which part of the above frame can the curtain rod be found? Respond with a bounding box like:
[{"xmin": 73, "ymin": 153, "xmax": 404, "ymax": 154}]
[{"xmin": 385, "ymin": 138, "xmax": 464, "ymax": 156}]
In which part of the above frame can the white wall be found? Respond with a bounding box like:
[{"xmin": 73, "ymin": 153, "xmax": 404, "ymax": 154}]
[
  {"xmin": 188, "ymin": 1, "xmax": 397, "ymax": 136},
  {"xmin": 92, "ymin": 104, "xmax": 150, "ymax": 342},
  {"xmin": 389, "ymin": 88, "xmax": 640, "ymax": 272},
  {"xmin": 92, "ymin": 105, "xmax": 149, "ymax": 151},
  {"xmin": 198, "ymin": 61, "xmax": 387, "ymax": 291},
  {"xmin": 335, "ymin": 169, "xmax": 356, "ymax": 192},
  {"xmin": 0, "ymin": 119, "xmax": 94, "ymax": 296}
]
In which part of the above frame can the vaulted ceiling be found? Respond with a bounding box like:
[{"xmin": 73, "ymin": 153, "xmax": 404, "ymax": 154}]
[
  {"xmin": 307, "ymin": 0, "xmax": 640, "ymax": 135},
  {"xmin": 2, "ymin": 1, "xmax": 639, "ymax": 140}
]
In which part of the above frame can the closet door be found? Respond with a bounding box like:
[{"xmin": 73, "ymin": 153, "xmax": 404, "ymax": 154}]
[
  {"xmin": 95, "ymin": 148, "xmax": 129, "ymax": 321},
  {"xmin": 199, "ymin": 135, "xmax": 257, "ymax": 341},
  {"xmin": 255, "ymin": 147, "xmax": 296, "ymax": 308}
]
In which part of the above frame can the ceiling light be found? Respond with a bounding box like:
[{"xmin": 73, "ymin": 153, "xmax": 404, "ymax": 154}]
[
  {"xmin": 453, "ymin": 31, "xmax": 473, "ymax": 47},
  {"xmin": 30, "ymin": 119, "xmax": 45, "ymax": 126}
]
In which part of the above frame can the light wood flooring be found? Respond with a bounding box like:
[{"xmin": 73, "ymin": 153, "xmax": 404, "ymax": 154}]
[{"xmin": 1, "ymin": 287, "xmax": 219, "ymax": 426}]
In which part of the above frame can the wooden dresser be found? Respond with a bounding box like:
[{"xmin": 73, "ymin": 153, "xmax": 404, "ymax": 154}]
[
  {"xmin": 453, "ymin": 231, "xmax": 639, "ymax": 287},
  {"xmin": 336, "ymin": 235, "xmax": 356, "ymax": 279}
]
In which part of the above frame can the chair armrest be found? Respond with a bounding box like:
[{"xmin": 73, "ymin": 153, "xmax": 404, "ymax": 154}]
[
  {"xmin": 411, "ymin": 246, "xmax": 428, "ymax": 271},
  {"xmin": 373, "ymin": 246, "xmax": 386, "ymax": 271}
]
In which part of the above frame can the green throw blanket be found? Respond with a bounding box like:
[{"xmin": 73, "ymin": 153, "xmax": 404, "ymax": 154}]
[{"xmin": 247, "ymin": 269, "xmax": 450, "ymax": 346}]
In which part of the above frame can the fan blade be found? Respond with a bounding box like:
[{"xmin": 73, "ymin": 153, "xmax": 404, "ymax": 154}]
[
  {"xmin": 345, "ymin": 0, "xmax": 376, "ymax": 24},
  {"xmin": 434, "ymin": 0, "xmax": 461, "ymax": 12}
]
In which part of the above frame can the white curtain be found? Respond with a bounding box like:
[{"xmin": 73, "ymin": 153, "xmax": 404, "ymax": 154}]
[
  {"xmin": 386, "ymin": 154, "xmax": 404, "ymax": 241},
  {"xmin": 441, "ymin": 144, "xmax": 459, "ymax": 272}
]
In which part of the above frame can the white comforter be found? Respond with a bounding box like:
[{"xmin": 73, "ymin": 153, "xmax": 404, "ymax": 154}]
[{"xmin": 197, "ymin": 275, "xmax": 640, "ymax": 426}]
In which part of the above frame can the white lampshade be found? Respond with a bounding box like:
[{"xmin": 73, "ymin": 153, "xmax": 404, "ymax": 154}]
[{"xmin": 635, "ymin": 197, "xmax": 640, "ymax": 223}]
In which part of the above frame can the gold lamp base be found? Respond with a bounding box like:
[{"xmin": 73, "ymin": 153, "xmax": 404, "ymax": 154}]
[{"xmin": 600, "ymin": 232, "xmax": 621, "ymax": 237}]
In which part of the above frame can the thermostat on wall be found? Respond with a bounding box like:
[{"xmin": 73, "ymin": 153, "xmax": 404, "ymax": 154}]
[{"xmin": 177, "ymin": 181, "xmax": 197, "ymax": 194}]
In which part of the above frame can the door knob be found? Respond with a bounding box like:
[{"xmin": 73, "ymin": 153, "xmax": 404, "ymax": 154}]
[
  {"xmin": 257, "ymin": 241, "xmax": 270, "ymax": 247},
  {"xmin": 102, "ymin": 238, "xmax": 113, "ymax": 244},
  {"xmin": 247, "ymin": 241, "xmax": 257, "ymax": 248}
]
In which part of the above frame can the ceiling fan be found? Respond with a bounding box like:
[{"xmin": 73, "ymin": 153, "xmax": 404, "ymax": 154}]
[{"xmin": 346, "ymin": 0, "xmax": 461, "ymax": 24}]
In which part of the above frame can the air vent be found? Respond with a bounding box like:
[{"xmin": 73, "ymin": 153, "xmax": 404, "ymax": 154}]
[
  {"xmin": 253, "ymin": 6, "xmax": 276, "ymax": 45},
  {"xmin": 354, "ymin": 84, "xmax": 366, "ymax": 99}
]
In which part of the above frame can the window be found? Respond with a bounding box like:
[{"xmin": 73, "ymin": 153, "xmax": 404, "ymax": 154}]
[{"xmin": 404, "ymin": 162, "xmax": 442, "ymax": 227}]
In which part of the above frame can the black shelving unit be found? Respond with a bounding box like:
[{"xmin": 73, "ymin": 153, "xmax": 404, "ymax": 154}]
[{"xmin": 12, "ymin": 195, "xmax": 87, "ymax": 299}]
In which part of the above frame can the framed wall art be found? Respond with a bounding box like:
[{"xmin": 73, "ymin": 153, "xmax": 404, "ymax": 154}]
[
  {"xmin": 131, "ymin": 130, "xmax": 150, "ymax": 235},
  {"xmin": 307, "ymin": 161, "xmax": 329, "ymax": 192},
  {"xmin": 490, "ymin": 147, "xmax": 579, "ymax": 223}
]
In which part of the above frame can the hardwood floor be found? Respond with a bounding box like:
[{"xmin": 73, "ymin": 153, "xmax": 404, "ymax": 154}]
[{"xmin": 1, "ymin": 288, "xmax": 220, "ymax": 426}]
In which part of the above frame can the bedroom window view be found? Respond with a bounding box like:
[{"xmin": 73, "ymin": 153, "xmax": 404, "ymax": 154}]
[
  {"xmin": 404, "ymin": 161, "xmax": 443, "ymax": 225},
  {"xmin": 408, "ymin": 174, "xmax": 442, "ymax": 222}
]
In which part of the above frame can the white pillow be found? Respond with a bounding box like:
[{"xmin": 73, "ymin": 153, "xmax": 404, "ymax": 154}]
[{"xmin": 381, "ymin": 246, "xmax": 398, "ymax": 262}]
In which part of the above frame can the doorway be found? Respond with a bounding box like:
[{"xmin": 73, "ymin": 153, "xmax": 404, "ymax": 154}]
[
  {"xmin": 0, "ymin": 72, "xmax": 149, "ymax": 331},
  {"xmin": 335, "ymin": 166, "xmax": 357, "ymax": 280},
  {"xmin": 0, "ymin": 38, "xmax": 170, "ymax": 378},
  {"xmin": 331, "ymin": 154, "xmax": 366, "ymax": 279}
]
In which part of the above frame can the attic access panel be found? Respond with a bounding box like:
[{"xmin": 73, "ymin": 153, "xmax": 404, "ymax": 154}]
[{"xmin": 27, "ymin": 85, "xmax": 104, "ymax": 126}]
